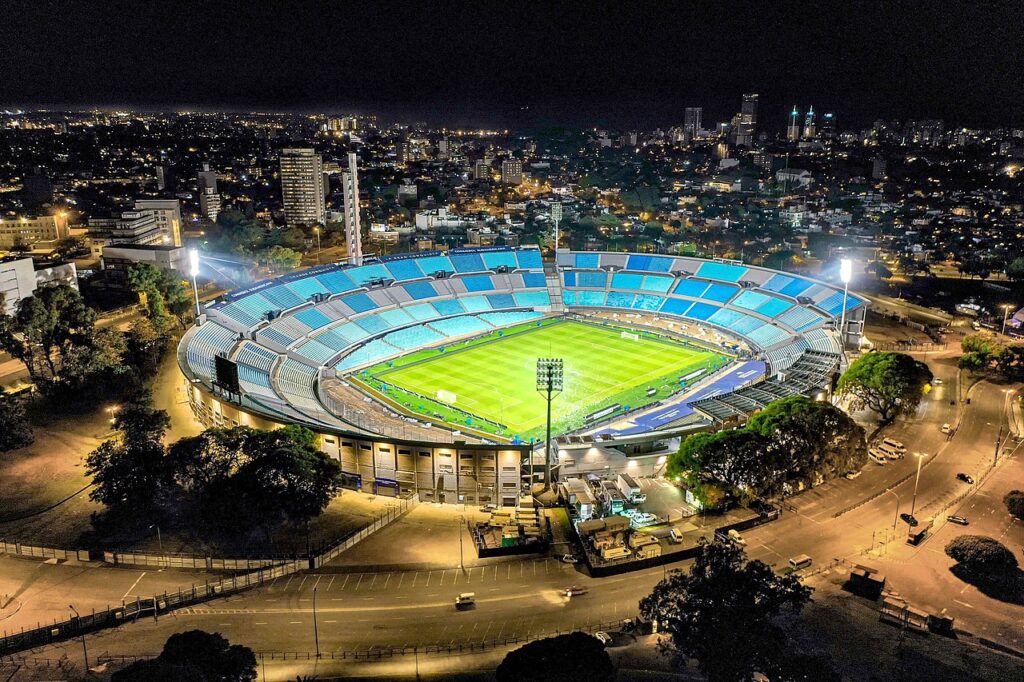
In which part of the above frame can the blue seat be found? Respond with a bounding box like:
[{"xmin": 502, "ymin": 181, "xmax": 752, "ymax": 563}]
[
  {"xmin": 701, "ymin": 283, "xmax": 739, "ymax": 303},
  {"xmin": 696, "ymin": 261, "xmax": 748, "ymax": 282},
  {"xmin": 414, "ymin": 255, "xmax": 455, "ymax": 275},
  {"xmin": 294, "ymin": 308, "xmax": 333, "ymax": 330},
  {"xmin": 461, "ymin": 275, "xmax": 495, "ymax": 292},
  {"xmin": 485, "ymin": 293, "xmax": 516, "ymax": 309},
  {"xmin": 574, "ymin": 253, "xmax": 600, "ymax": 269},
  {"xmin": 611, "ymin": 273, "xmax": 644, "ymax": 290},
  {"xmin": 513, "ymin": 291, "xmax": 550, "ymax": 307},
  {"xmin": 685, "ymin": 302, "xmax": 720, "ymax": 321},
  {"xmin": 521, "ymin": 272, "xmax": 546, "ymax": 288},
  {"xmin": 673, "ymin": 279, "xmax": 710, "ymax": 298},
  {"xmin": 316, "ymin": 270, "xmax": 356, "ymax": 294},
  {"xmin": 403, "ymin": 281, "xmax": 438, "ymax": 300},
  {"xmin": 516, "ymin": 250, "xmax": 544, "ymax": 269},
  {"xmin": 450, "ymin": 252, "xmax": 486, "ymax": 273},
  {"xmin": 385, "ymin": 259, "xmax": 425, "ymax": 282},
  {"xmin": 287, "ymin": 277, "xmax": 329, "ymax": 299},
  {"xmin": 432, "ymin": 298, "xmax": 465, "ymax": 316},
  {"xmin": 640, "ymin": 275, "xmax": 674, "ymax": 293},
  {"xmin": 660, "ymin": 298, "xmax": 693, "ymax": 316},
  {"xmin": 578, "ymin": 271, "xmax": 607, "ymax": 288},
  {"xmin": 342, "ymin": 293, "xmax": 378, "ymax": 314},
  {"xmin": 482, "ymin": 251, "xmax": 518, "ymax": 270}
]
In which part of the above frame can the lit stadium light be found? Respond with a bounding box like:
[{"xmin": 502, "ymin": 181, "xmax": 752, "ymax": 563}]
[
  {"xmin": 536, "ymin": 358, "xmax": 564, "ymax": 393},
  {"xmin": 840, "ymin": 258, "xmax": 852, "ymax": 284},
  {"xmin": 189, "ymin": 248, "xmax": 200, "ymax": 277}
]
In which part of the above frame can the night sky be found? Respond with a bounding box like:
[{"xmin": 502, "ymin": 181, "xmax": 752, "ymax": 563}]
[{"xmin": 2, "ymin": 0, "xmax": 1022, "ymax": 129}]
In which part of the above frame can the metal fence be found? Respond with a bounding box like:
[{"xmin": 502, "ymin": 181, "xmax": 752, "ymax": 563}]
[
  {"xmin": 0, "ymin": 494, "xmax": 420, "ymax": 657},
  {"xmin": 0, "ymin": 561, "xmax": 302, "ymax": 656}
]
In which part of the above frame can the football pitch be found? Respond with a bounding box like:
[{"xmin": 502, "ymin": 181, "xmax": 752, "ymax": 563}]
[{"xmin": 363, "ymin": 319, "xmax": 730, "ymax": 440}]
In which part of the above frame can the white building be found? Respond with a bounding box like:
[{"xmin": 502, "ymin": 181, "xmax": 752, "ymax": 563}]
[
  {"xmin": 341, "ymin": 152, "xmax": 363, "ymax": 265},
  {"xmin": 280, "ymin": 148, "xmax": 326, "ymax": 226},
  {"xmin": 0, "ymin": 256, "xmax": 78, "ymax": 315},
  {"xmin": 134, "ymin": 199, "xmax": 182, "ymax": 246}
]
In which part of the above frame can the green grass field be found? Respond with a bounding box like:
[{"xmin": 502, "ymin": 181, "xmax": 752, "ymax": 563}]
[{"xmin": 360, "ymin": 320, "xmax": 728, "ymax": 441}]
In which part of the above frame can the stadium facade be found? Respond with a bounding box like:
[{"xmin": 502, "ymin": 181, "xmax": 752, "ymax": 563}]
[{"xmin": 178, "ymin": 246, "xmax": 866, "ymax": 504}]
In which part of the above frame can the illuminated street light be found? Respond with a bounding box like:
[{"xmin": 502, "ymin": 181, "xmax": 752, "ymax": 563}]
[
  {"xmin": 1001, "ymin": 303, "xmax": 1013, "ymax": 336},
  {"xmin": 839, "ymin": 258, "xmax": 852, "ymax": 348}
]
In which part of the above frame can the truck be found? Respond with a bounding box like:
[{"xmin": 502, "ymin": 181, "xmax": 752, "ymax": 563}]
[
  {"xmin": 601, "ymin": 481, "xmax": 626, "ymax": 513},
  {"xmin": 600, "ymin": 546, "xmax": 632, "ymax": 561},
  {"xmin": 635, "ymin": 543, "xmax": 662, "ymax": 559},
  {"xmin": 616, "ymin": 473, "xmax": 646, "ymax": 504}
]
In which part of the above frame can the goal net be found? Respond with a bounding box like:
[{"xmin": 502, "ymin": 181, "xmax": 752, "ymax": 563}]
[
  {"xmin": 436, "ymin": 389, "xmax": 458, "ymax": 404},
  {"xmin": 620, "ymin": 331, "xmax": 640, "ymax": 341}
]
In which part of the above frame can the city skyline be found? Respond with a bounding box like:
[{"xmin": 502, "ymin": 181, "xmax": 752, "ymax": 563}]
[{"xmin": 2, "ymin": 1, "xmax": 1022, "ymax": 129}]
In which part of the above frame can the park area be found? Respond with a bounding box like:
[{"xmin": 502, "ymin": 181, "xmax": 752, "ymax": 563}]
[{"xmin": 356, "ymin": 319, "xmax": 729, "ymax": 441}]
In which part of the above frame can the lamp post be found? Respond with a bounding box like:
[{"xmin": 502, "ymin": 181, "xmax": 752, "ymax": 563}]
[
  {"xmin": 885, "ymin": 489, "xmax": 900, "ymax": 532},
  {"xmin": 536, "ymin": 358, "xmax": 564, "ymax": 493},
  {"xmin": 312, "ymin": 586, "xmax": 321, "ymax": 658},
  {"xmin": 908, "ymin": 453, "xmax": 925, "ymax": 520},
  {"xmin": 189, "ymin": 249, "xmax": 201, "ymax": 319},
  {"xmin": 68, "ymin": 604, "xmax": 89, "ymax": 672},
  {"xmin": 1001, "ymin": 304, "xmax": 1013, "ymax": 337},
  {"xmin": 551, "ymin": 203, "xmax": 562, "ymax": 250},
  {"xmin": 314, "ymin": 227, "xmax": 321, "ymax": 265},
  {"xmin": 839, "ymin": 258, "xmax": 852, "ymax": 348}
]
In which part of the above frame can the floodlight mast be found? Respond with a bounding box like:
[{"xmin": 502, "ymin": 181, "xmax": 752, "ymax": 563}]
[
  {"xmin": 189, "ymin": 249, "xmax": 202, "ymax": 319},
  {"xmin": 839, "ymin": 258, "xmax": 852, "ymax": 348},
  {"xmin": 536, "ymin": 358, "xmax": 564, "ymax": 493}
]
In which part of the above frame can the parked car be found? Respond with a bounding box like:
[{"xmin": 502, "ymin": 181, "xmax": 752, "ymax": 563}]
[
  {"xmin": 668, "ymin": 528, "xmax": 684, "ymax": 544},
  {"xmin": 845, "ymin": 470, "xmax": 863, "ymax": 480},
  {"xmin": 933, "ymin": 378, "xmax": 943, "ymax": 385},
  {"xmin": 727, "ymin": 529, "xmax": 747, "ymax": 546},
  {"xmin": 455, "ymin": 592, "xmax": 476, "ymax": 609},
  {"xmin": 956, "ymin": 473, "xmax": 974, "ymax": 484},
  {"xmin": 593, "ymin": 631, "xmax": 612, "ymax": 646},
  {"xmin": 563, "ymin": 585, "xmax": 588, "ymax": 597},
  {"xmin": 941, "ymin": 423, "xmax": 951, "ymax": 434},
  {"xmin": 479, "ymin": 504, "xmax": 497, "ymax": 513},
  {"xmin": 900, "ymin": 513, "xmax": 919, "ymax": 526},
  {"xmin": 868, "ymin": 449, "xmax": 888, "ymax": 465},
  {"xmin": 947, "ymin": 515, "xmax": 969, "ymax": 525},
  {"xmin": 560, "ymin": 553, "xmax": 578, "ymax": 564}
]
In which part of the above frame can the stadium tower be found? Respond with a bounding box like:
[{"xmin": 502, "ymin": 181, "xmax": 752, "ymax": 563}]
[{"xmin": 342, "ymin": 151, "xmax": 363, "ymax": 266}]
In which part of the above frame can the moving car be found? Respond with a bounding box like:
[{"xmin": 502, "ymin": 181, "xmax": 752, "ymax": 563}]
[
  {"xmin": 900, "ymin": 513, "xmax": 919, "ymax": 526},
  {"xmin": 563, "ymin": 585, "xmax": 588, "ymax": 597},
  {"xmin": 454, "ymin": 592, "xmax": 476, "ymax": 609},
  {"xmin": 941, "ymin": 423, "xmax": 951, "ymax": 434},
  {"xmin": 727, "ymin": 529, "xmax": 747, "ymax": 546},
  {"xmin": 956, "ymin": 473, "xmax": 974, "ymax": 484},
  {"xmin": 947, "ymin": 515, "xmax": 969, "ymax": 525},
  {"xmin": 669, "ymin": 528, "xmax": 684, "ymax": 544},
  {"xmin": 845, "ymin": 470, "xmax": 863, "ymax": 480},
  {"xmin": 593, "ymin": 631, "xmax": 612, "ymax": 646}
]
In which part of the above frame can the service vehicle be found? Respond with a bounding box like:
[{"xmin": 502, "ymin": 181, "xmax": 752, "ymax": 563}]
[
  {"xmin": 616, "ymin": 473, "xmax": 645, "ymax": 504},
  {"xmin": 560, "ymin": 553, "xmax": 578, "ymax": 564},
  {"xmin": 882, "ymin": 438, "xmax": 906, "ymax": 453},
  {"xmin": 878, "ymin": 444, "xmax": 903, "ymax": 460},
  {"xmin": 669, "ymin": 528, "xmax": 684, "ymax": 544},
  {"xmin": 455, "ymin": 592, "xmax": 476, "ymax": 609},
  {"xmin": 868, "ymin": 449, "xmax": 888, "ymax": 465},
  {"xmin": 788, "ymin": 554, "xmax": 813, "ymax": 570}
]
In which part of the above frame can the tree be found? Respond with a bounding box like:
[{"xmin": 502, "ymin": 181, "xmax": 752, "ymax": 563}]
[
  {"xmin": 1003, "ymin": 490, "xmax": 1024, "ymax": 520},
  {"xmin": 127, "ymin": 263, "xmax": 193, "ymax": 329},
  {"xmin": 639, "ymin": 538, "xmax": 811, "ymax": 682},
  {"xmin": 0, "ymin": 397, "xmax": 33, "ymax": 451},
  {"xmin": 124, "ymin": 317, "xmax": 170, "ymax": 378},
  {"xmin": 85, "ymin": 402, "xmax": 171, "ymax": 514},
  {"xmin": 945, "ymin": 535, "xmax": 1019, "ymax": 576},
  {"xmin": 167, "ymin": 426, "xmax": 341, "ymax": 530},
  {"xmin": 496, "ymin": 632, "xmax": 614, "ymax": 682},
  {"xmin": 262, "ymin": 245, "xmax": 301, "ymax": 273},
  {"xmin": 53, "ymin": 235, "xmax": 86, "ymax": 260},
  {"xmin": 111, "ymin": 630, "xmax": 256, "ymax": 682},
  {"xmin": 0, "ymin": 284, "xmax": 97, "ymax": 391},
  {"xmin": 1007, "ymin": 257, "xmax": 1024, "ymax": 282},
  {"xmin": 210, "ymin": 210, "xmax": 265, "ymax": 254},
  {"xmin": 836, "ymin": 352, "xmax": 932, "ymax": 423}
]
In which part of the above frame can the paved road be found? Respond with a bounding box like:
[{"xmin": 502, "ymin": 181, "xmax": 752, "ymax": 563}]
[{"xmin": 15, "ymin": 351, "xmax": 1024, "ymax": 665}]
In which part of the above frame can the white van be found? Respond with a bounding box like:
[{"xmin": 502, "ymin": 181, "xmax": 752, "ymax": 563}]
[
  {"xmin": 789, "ymin": 554, "xmax": 813, "ymax": 570},
  {"xmin": 669, "ymin": 528, "xmax": 684, "ymax": 544},
  {"xmin": 882, "ymin": 438, "xmax": 906, "ymax": 453},
  {"xmin": 868, "ymin": 449, "xmax": 888, "ymax": 465},
  {"xmin": 878, "ymin": 443, "xmax": 903, "ymax": 460}
]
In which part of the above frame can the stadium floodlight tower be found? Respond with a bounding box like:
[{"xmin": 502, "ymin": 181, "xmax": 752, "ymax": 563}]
[
  {"xmin": 839, "ymin": 257, "xmax": 852, "ymax": 348},
  {"xmin": 535, "ymin": 358, "xmax": 564, "ymax": 493},
  {"xmin": 189, "ymin": 249, "xmax": 201, "ymax": 319}
]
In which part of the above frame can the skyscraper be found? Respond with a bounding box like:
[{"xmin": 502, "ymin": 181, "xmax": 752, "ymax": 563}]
[
  {"xmin": 819, "ymin": 112, "xmax": 836, "ymax": 140},
  {"xmin": 787, "ymin": 106, "xmax": 801, "ymax": 142},
  {"xmin": 683, "ymin": 107, "xmax": 702, "ymax": 140},
  {"xmin": 501, "ymin": 158, "xmax": 523, "ymax": 185},
  {"xmin": 197, "ymin": 163, "xmax": 221, "ymax": 221},
  {"xmin": 342, "ymin": 152, "xmax": 363, "ymax": 265},
  {"xmin": 735, "ymin": 93, "xmax": 758, "ymax": 147},
  {"xmin": 802, "ymin": 106, "xmax": 816, "ymax": 139},
  {"xmin": 279, "ymin": 148, "xmax": 326, "ymax": 226}
]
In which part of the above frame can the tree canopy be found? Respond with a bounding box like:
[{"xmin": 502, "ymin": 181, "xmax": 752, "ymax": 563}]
[
  {"xmin": 667, "ymin": 396, "xmax": 866, "ymax": 504},
  {"xmin": 945, "ymin": 535, "xmax": 1018, "ymax": 576},
  {"xmin": 111, "ymin": 630, "xmax": 256, "ymax": 682},
  {"xmin": 127, "ymin": 262, "xmax": 193, "ymax": 329},
  {"xmin": 959, "ymin": 332, "xmax": 1024, "ymax": 380},
  {"xmin": 496, "ymin": 632, "xmax": 614, "ymax": 682},
  {"xmin": 1004, "ymin": 490, "xmax": 1024, "ymax": 520},
  {"xmin": 0, "ymin": 397, "xmax": 33, "ymax": 451},
  {"xmin": 639, "ymin": 538, "xmax": 811, "ymax": 682},
  {"xmin": 836, "ymin": 352, "xmax": 932, "ymax": 423}
]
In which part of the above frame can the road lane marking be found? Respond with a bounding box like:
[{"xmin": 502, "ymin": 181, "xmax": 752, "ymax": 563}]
[
  {"xmin": 120, "ymin": 572, "xmax": 147, "ymax": 602},
  {"xmin": 341, "ymin": 574, "xmax": 351, "ymax": 590},
  {"xmin": 327, "ymin": 575, "xmax": 335, "ymax": 590},
  {"xmin": 953, "ymin": 600, "xmax": 974, "ymax": 608}
]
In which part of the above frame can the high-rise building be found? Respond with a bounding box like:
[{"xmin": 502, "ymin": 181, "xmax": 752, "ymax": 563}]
[
  {"xmin": 803, "ymin": 106, "xmax": 816, "ymax": 139},
  {"xmin": 787, "ymin": 106, "xmax": 801, "ymax": 142},
  {"xmin": 735, "ymin": 93, "xmax": 758, "ymax": 146},
  {"xmin": 474, "ymin": 158, "xmax": 491, "ymax": 181},
  {"xmin": 501, "ymin": 158, "xmax": 523, "ymax": 185},
  {"xmin": 197, "ymin": 163, "xmax": 221, "ymax": 221},
  {"xmin": 683, "ymin": 107, "xmax": 703, "ymax": 140},
  {"xmin": 134, "ymin": 199, "xmax": 182, "ymax": 246},
  {"xmin": 279, "ymin": 148, "xmax": 326, "ymax": 226},
  {"xmin": 819, "ymin": 112, "xmax": 836, "ymax": 140},
  {"xmin": 342, "ymin": 152, "xmax": 363, "ymax": 265}
]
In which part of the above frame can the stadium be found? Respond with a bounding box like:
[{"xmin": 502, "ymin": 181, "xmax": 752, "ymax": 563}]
[{"xmin": 178, "ymin": 247, "xmax": 866, "ymax": 505}]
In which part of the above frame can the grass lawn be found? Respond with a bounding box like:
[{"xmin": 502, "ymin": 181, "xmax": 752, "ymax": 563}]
[{"xmin": 365, "ymin": 320, "xmax": 728, "ymax": 441}]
